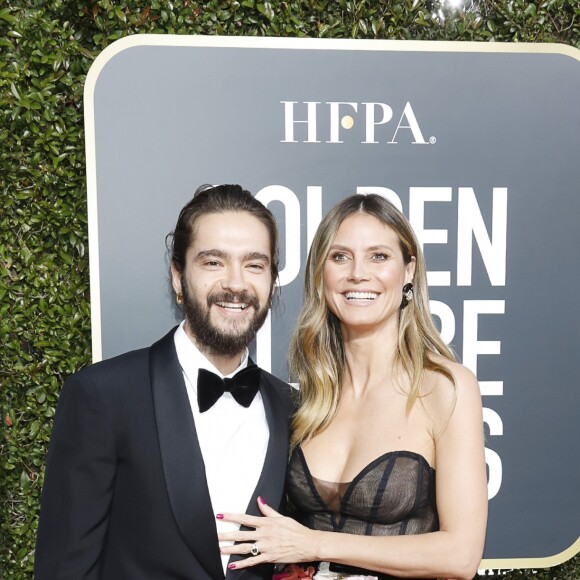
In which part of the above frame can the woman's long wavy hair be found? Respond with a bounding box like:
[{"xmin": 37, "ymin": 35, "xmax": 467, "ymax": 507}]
[{"xmin": 289, "ymin": 194, "xmax": 456, "ymax": 448}]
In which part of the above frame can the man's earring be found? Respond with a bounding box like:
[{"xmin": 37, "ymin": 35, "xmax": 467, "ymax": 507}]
[
  {"xmin": 401, "ymin": 283, "xmax": 414, "ymax": 308},
  {"xmin": 176, "ymin": 291, "xmax": 183, "ymax": 305}
]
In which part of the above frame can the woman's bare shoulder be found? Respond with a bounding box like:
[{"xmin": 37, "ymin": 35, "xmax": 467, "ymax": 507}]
[
  {"xmin": 427, "ymin": 354, "xmax": 479, "ymax": 390},
  {"xmin": 422, "ymin": 356, "xmax": 482, "ymax": 430}
]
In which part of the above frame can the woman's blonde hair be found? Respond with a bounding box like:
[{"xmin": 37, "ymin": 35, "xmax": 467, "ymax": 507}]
[{"xmin": 289, "ymin": 194, "xmax": 455, "ymax": 448}]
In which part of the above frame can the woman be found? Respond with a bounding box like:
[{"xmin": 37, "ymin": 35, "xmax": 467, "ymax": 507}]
[{"xmin": 219, "ymin": 194, "xmax": 487, "ymax": 580}]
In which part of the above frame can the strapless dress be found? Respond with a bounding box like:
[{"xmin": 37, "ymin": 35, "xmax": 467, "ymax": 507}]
[{"xmin": 285, "ymin": 447, "xmax": 439, "ymax": 580}]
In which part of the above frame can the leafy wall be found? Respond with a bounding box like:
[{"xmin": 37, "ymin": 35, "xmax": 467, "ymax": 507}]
[{"xmin": 1, "ymin": 1, "xmax": 579, "ymax": 577}]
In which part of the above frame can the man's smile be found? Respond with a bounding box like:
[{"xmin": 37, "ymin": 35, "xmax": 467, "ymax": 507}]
[{"xmin": 215, "ymin": 301, "xmax": 250, "ymax": 311}]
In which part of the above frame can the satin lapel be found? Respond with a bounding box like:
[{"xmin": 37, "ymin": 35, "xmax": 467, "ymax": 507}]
[
  {"xmin": 150, "ymin": 329, "xmax": 224, "ymax": 580},
  {"xmin": 227, "ymin": 369, "xmax": 291, "ymax": 580}
]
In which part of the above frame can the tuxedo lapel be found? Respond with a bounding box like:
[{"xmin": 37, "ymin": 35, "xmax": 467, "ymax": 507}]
[
  {"xmin": 227, "ymin": 369, "xmax": 291, "ymax": 580},
  {"xmin": 150, "ymin": 328, "xmax": 224, "ymax": 580},
  {"xmin": 248, "ymin": 373, "xmax": 290, "ymax": 514}
]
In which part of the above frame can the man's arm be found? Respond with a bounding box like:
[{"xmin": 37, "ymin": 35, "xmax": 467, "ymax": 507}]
[{"xmin": 35, "ymin": 370, "xmax": 117, "ymax": 579}]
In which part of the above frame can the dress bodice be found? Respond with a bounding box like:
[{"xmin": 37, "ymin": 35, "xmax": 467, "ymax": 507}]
[{"xmin": 287, "ymin": 447, "xmax": 438, "ymax": 537}]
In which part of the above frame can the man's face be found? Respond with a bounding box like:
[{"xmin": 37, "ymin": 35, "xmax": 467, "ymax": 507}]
[{"xmin": 171, "ymin": 211, "xmax": 273, "ymax": 358}]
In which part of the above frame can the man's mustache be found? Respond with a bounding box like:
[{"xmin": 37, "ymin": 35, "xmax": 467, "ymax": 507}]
[{"xmin": 207, "ymin": 291, "xmax": 260, "ymax": 310}]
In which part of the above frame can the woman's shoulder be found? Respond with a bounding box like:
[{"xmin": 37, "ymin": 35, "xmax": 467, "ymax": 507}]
[
  {"xmin": 422, "ymin": 355, "xmax": 482, "ymax": 428},
  {"xmin": 426, "ymin": 354, "xmax": 478, "ymax": 390}
]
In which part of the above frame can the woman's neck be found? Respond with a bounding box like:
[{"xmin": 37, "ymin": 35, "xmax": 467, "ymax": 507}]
[{"xmin": 342, "ymin": 328, "xmax": 399, "ymax": 397}]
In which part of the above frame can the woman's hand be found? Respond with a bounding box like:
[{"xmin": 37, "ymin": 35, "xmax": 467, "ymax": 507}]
[{"xmin": 217, "ymin": 497, "xmax": 319, "ymax": 570}]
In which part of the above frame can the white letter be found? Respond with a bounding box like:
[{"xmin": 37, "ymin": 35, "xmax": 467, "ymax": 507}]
[
  {"xmin": 362, "ymin": 102, "xmax": 393, "ymax": 144},
  {"xmin": 256, "ymin": 185, "xmax": 301, "ymax": 286},
  {"xmin": 463, "ymin": 300, "xmax": 504, "ymax": 396},
  {"xmin": 306, "ymin": 186, "xmax": 322, "ymax": 252},
  {"xmin": 389, "ymin": 102, "xmax": 427, "ymax": 144},
  {"xmin": 327, "ymin": 102, "xmax": 358, "ymax": 143},
  {"xmin": 256, "ymin": 311, "xmax": 271, "ymax": 372},
  {"xmin": 409, "ymin": 187, "xmax": 452, "ymax": 286},
  {"xmin": 429, "ymin": 300, "xmax": 455, "ymax": 346},
  {"xmin": 281, "ymin": 101, "xmax": 320, "ymax": 143},
  {"xmin": 356, "ymin": 187, "xmax": 402, "ymax": 212},
  {"xmin": 483, "ymin": 408, "xmax": 503, "ymax": 500},
  {"xmin": 457, "ymin": 187, "xmax": 508, "ymax": 286},
  {"xmin": 485, "ymin": 448, "xmax": 503, "ymax": 500}
]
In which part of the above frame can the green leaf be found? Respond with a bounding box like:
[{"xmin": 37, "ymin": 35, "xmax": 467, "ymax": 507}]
[
  {"xmin": 20, "ymin": 470, "xmax": 31, "ymax": 491},
  {"xmin": 115, "ymin": 8, "xmax": 127, "ymax": 23},
  {"xmin": 10, "ymin": 82, "xmax": 20, "ymax": 100},
  {"xmin": 0, "ymin": 8, "xmax": 17, "ymax": 23}
]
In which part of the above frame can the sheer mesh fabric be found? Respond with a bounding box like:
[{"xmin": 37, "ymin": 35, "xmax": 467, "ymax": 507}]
[{"xmin": 287, "ymin": 447, "xmax": 438, "ymax": 536}]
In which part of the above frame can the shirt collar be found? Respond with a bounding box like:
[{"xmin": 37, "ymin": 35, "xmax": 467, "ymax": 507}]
[{"xmin": 174, "ymin": 321, "xmax": 249, "ymax": 390}]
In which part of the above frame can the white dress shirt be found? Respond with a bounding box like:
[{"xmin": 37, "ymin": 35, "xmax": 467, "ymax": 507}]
[{"xmin": 174, "ymin": 322, "xmax": 269, "ymax": 573}]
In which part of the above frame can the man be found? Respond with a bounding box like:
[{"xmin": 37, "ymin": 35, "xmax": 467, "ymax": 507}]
[{"xmin": 35, "ymin": 184, "xmax": 294, "ymax": 579}]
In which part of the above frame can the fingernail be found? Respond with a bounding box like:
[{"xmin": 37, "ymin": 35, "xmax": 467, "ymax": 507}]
[
  {"xmin": 216, "ymin": 513, "xmax": 224, "ymax": 519},
  {"xmin": 228, "ymin": 563, "xmax": 236, "ymax": 570},
  {"xmin": 258, "ymin": 496, "xmax": 266, "ymax": 505}
]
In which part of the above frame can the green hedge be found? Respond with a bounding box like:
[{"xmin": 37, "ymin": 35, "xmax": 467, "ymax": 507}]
[{"xmin": 1, "ymin": 1, "xmax": 579, "ymax": 577}]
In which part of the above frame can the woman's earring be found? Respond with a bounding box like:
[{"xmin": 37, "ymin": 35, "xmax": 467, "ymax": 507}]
[
  {"xmin": 401, "ymin": 283, "xmax": 414, "ymax": 308},
  {"xmin": 176, "ymin": 291, "xmax": 183, "ymax": 305}
]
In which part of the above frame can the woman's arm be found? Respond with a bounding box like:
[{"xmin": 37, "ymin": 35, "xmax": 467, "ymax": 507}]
[{"xmin": 219, "ymin": 363, "xmax": 487, "ymax": 580}]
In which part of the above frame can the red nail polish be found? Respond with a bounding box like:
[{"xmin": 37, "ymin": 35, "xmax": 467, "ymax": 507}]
[
  {"xmin": 228, "ymin": 563, "xmax": 236, "ymax": 570},
  {"xmin": 258, "ymin": 496, "xmax": 266, "ymax": 505},
  {"xmin": 216, "ymin": 513, "xmax": 224, "ymax": 519}
]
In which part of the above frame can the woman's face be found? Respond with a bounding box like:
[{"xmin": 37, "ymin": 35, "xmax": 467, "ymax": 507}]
[{"xmin": 323, "ymin": 212, "xmax": 415, "ymax": 334}]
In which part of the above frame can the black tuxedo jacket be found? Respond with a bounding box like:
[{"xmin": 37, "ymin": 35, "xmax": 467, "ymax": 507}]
[{"xmin": 35, "ymin": 328, "xmax": 294, "ymax": 580}]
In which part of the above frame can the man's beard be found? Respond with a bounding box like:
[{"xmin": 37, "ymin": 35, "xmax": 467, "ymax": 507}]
[{"xmin": 181, "ymin": 282, "xmax": 270, "ymax": 358}]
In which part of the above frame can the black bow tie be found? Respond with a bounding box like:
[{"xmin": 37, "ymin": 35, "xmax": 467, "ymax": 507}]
[{"xmin": 197, "ymin": 365, "xmax": 261, "ymax": 413}]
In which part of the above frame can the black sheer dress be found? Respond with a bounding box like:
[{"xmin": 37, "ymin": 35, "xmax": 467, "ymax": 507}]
[{"xmin": 286, "ymin": 447, "xmax": 439, "ymax": 580}]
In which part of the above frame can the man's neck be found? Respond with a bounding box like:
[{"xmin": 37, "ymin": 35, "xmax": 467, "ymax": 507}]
[{"xmin": 183, "ymin": 324, "xmax": 245, "ymax": 376}]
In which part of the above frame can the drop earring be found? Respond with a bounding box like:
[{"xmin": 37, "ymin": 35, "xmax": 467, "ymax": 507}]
[{"xmin": 401, "ymin": 283, "xmax": 414, "ymax": 308}]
